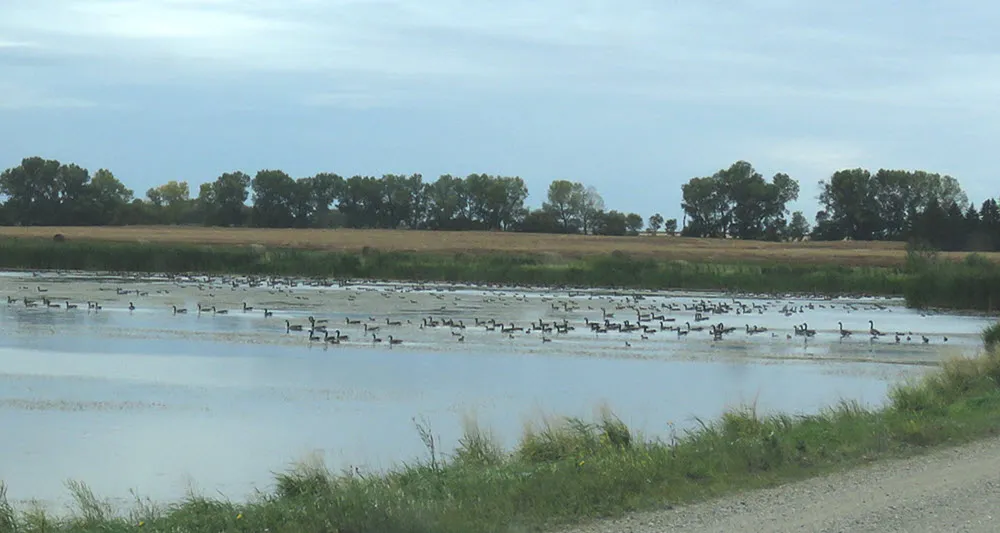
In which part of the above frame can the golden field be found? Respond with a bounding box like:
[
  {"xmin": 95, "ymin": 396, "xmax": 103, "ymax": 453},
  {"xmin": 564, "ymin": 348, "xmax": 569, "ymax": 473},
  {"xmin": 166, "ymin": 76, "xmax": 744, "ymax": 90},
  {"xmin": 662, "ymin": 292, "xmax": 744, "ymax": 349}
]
[{"xmin": 0, "ymin": 226, "xmax": 995, "ymax": 267}]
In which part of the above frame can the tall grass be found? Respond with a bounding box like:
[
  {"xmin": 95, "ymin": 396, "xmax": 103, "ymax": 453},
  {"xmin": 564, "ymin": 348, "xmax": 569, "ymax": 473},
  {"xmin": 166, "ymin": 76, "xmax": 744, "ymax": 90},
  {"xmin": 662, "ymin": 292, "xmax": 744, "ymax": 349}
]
[
  {"xmin": 5, "ymin": 348, "xmax": 1000, "ymax": 533},
  {"xmin": 903, "ymin": 251, "xmax": 1000, "ymax": 311},
  {"xmin": 0, "ymin": 237, "xmax": 906, "ymax": 296}
]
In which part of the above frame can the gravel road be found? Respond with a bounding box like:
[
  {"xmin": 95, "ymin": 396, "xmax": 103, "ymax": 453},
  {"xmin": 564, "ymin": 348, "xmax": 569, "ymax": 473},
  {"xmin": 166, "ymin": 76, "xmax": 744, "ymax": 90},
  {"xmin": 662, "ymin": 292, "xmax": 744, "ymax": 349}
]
[{"xmin": 560, "ymin": 436, "xmax": 1000, "ymax": 533}]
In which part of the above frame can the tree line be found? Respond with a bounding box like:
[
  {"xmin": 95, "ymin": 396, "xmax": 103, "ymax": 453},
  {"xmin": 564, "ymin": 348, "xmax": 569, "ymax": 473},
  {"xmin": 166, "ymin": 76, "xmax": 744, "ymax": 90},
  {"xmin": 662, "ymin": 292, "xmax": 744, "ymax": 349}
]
[
  {"xmin": 1, "ymin": 156, "xmax": 998, "ymax": 251},
  {"xmin": 0, "ymin": 157, "xmax": 663, "ymax": 236}
]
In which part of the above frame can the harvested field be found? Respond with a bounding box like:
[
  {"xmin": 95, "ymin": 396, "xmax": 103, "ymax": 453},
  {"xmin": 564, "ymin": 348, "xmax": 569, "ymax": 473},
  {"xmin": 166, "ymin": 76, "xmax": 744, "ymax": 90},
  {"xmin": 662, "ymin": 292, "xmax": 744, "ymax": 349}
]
[{"xmin": 0, "ymin": 226, "xmax": 995, "ymax": 267}]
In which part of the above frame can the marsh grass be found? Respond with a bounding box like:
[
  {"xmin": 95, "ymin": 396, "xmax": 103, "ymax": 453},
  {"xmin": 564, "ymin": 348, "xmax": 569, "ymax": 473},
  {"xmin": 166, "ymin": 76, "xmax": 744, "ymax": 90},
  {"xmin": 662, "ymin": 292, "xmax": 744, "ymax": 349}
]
[
  {"xmin": 5, "ymin": 349, "xmax": 1000, "ymax": 533},
  {"xmin": 0, "ymin": 237, "xmax": 906, "ymax": 296},
  {"xmin": 904, "ymin": 252, "xmax": 1000, "ymax": 311}
]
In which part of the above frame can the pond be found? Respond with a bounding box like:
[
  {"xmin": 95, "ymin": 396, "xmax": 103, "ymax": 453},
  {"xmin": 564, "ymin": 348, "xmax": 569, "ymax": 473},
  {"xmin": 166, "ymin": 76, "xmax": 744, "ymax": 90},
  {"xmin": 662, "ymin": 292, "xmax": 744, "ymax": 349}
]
[{"xmin": 0, "ymin": 271, "xmax": 991, "ymax": 508}]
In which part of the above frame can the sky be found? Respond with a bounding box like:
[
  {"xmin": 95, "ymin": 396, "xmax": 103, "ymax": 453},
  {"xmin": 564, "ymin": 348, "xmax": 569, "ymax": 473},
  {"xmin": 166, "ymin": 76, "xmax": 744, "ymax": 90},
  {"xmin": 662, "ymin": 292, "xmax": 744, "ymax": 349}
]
[{"xmin": 1, "ymin": 0, "xmax": 999, "ymax": 222}]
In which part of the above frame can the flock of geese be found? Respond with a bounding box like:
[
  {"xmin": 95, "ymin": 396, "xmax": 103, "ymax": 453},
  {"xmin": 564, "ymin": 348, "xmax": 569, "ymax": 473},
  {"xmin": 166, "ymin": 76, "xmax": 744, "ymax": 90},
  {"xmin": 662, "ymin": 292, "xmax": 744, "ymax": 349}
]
[{"xmin": 3, "ymin": 278, "xmax": 955, "ymax": 349}]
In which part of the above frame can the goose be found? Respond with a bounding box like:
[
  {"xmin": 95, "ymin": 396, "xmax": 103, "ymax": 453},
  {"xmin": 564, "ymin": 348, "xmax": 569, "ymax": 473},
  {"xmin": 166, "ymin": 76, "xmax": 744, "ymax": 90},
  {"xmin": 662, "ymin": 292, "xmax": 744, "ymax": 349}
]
[
  {"xmin": 308, "ymin": 316, "xmax": 328, "ymax": 325},
  {"xmin": 128, "ymin": 302, "xmax": 135, "ymax": 311},
  {"xmin": 364, "ymin": 323, "xmax": 380, "ymax": 333},
  {"xmin": 388, "ymin": 335, "xmax": 403, "ymax": 345},
  {"xmin": 332, "ymin": 330, "xmax": 349, "ymax": 341},
  {"xmin": 65, "ymin": 301, "xmax": 78, "ymax": 310},
  {"xmin": 242, "ymin": 302, "xmax": 254, "ymax": 312},
  {"xmin": 801, "ymin": 323, "xmax": 816, "ymax": 337},
  {"xmin": 212, "ymin": 306, "xmax": 228, "ymax": 315},
  {"xmin": 323, "ymin": 331, "xmax": 340, "ymax": 344},
  {"xmin": 308, "ymin": 329, "xmax": 322, "ymax": 342},
  {"xmin": 457, "ymin": 335, "xmax": 465, "ymax": 342},
  {"xmin": 838, "ymin": 322, "xmax": 852, "ymax": 338},
  {"xmin": 371, "ymin": 333, "xmax": 383, "ymax": 343},
  {"xmin": 263, "ymin": 309, "xmax": 273, "ymax": 317},
  {"xmin": 36, "ymin": 286, "xmax": 47, "ymax": 293},
  {"xmin": 285, "ymin": 320, "xmax": 304, "ymax": 332},
  {"xmin": 922, "ymin": 335, "xmax": 930, "ymax": 344},
  {"xmin": 386, "ymin": 318, "xmax": 402, "ymax": 326},
  {"xmin": 868, "ymin": 320, "xmax": 883, "ymax": 337},
  {"xmin": 346, "ymin": 317, "xmax": 362, "ymax": 325},
  {"xmin": 172, "ymin": 305, "xmax": 187, "ymax": 314},
  {"xmin": 90, "ymin": 301, "xmax": 102, "ymax": 311}
]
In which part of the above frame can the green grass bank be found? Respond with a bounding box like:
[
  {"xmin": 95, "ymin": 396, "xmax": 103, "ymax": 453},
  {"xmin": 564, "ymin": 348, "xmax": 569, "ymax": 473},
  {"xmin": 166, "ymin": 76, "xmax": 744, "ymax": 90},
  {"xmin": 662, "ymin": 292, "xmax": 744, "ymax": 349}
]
[
  {"xmin": 0, "ymin": 237, "xmax": 905, "ymax": 296},
  {"xmin": 4, "ymin": 343, "xmax": 1000, "ymax": 533}
]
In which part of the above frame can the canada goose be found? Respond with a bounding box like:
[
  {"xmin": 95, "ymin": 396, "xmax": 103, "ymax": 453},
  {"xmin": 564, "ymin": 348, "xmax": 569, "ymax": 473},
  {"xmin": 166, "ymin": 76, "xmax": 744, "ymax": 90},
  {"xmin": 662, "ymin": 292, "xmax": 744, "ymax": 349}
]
[
  {"xmin": 308, "ymin": 329, "xmax": 322, "ymax": 342},
  {"xmin": 386, "ymin": 318, "xmax": 402, "ymax": 326},
  {"xmin": 922, "ymin": 335, "xmax": 930, "ymax": 344},
  {"xmin": 243, "ymin": 302, "xmax": 254, "ymax": 312},
  {"xmin": 332, "ymin": 330, "xmax": 349, "ymax": 341},
  {"xmin": 801, "ymin": 323, "xmax": 816, "ymax": 337},
  {"xmin": 346, "ymin": 317, "xmax": 361, "ymax": 325},
  {"xmin": 263, "ymin": 309, "xmax": 273, "ymax": 317},
  {"xmin": 457, "ymin": 335, "xmax": 465, "ymax": 342},
  {"xmin": 364, "ymin": 323, "xmax": 380, "ymax": 333},
  {"xmin": 172, "ymin": 305, "xmax": 187, "ymax": 314},
  {"xmin": 285, "ymin": 320, "xmax": 304, "ymax": 332},
  {"xmin": 89, "ymin": 301, "xmax": 102, "ymax": 311},
  {"xmin": 838, "ymin": 322, "xmax": 852, "ymax": 338},
  {"xmin": 308, "ymin": 316, "xmax": 328, "ymax": 325},
  {"xmin": 128, "ymin": 302, "xmax": 135, "ymax": 311},
  {"xmin": 371, "ymin": 333, "xmax": 383, "ymax": 343},
  {"xmin": 36, "ymin": 286, "xmax": 47, "ymax": 293},
  {"xmin": 868, "ymin": 320, "xmax": 883, "ymax": 337},
  {"xmin": 65, "ymin": 301, "xmax": 77, "ymax": 310},
  {"xmin": 212, "ymin": 306, "xmax": 228, "ymax": 315},
  {"xmin": 323, "ymin": 331, "xmax": 340, "ymax": 344},
  {"xmin": 388, "ymin": 335, "xmax": 403, "ymax": 345}
]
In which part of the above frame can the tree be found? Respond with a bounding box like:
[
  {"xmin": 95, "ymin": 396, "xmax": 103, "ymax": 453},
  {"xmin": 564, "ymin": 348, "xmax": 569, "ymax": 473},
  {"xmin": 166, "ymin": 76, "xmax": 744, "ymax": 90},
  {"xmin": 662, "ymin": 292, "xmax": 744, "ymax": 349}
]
[
  {"xmin": 86, "ymin": 169, "xmax": 133, "ymax": 224},
  {"xmin": 786, "ymin": 211, "xmax": 810, "ymax": 241},
  {"xmin": 251, "ymin": 169, "xmax": 297, "ymax": 227},
  {"xmin": 663, "ymin": 218, "xmax": 678, "ymax": 235},
  {"xmin": 681, "ymin": 161, "xmax": 799, "ymax": 239},
  {"xmin": 624, "ymin": 213, "xmax": 644, "ymax": 236},
  {"xmin": 542, "ymin": 180, "xmax": 580, "ymax": 233},
  {"xmin": 647, "ymin": 213, "xmax": 664, "ymax": 235},
  {"xmin": 204, "ymin": 171, "xmax": 250, "ymax": 226},
  {"xmin": 425, "ymin": 175, "xmax": 472, "ymax": 230}
]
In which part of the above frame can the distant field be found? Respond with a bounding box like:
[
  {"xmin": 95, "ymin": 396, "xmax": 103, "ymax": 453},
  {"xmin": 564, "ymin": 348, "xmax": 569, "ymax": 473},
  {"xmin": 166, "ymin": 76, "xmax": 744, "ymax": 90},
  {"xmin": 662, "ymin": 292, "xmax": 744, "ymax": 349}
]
[{"xmin": 0, "ymin": 226, "xmax": 993, "ymax": 267}]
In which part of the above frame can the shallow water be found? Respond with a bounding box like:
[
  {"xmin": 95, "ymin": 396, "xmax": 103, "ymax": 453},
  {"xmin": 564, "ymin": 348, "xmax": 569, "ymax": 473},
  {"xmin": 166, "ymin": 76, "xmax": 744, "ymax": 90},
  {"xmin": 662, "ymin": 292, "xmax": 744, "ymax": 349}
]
[{"xmin": 0, "ymin": 271, "xmax": 993, "ymax": 508}]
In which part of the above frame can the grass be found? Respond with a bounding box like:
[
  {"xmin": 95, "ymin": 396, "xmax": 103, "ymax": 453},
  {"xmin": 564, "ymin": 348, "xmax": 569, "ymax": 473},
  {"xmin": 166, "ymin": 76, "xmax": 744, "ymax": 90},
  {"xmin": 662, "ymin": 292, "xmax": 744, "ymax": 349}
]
[
  {"xmin": 903, "ymin": 252, "xmax": 1000, "ymax": 311},
  {"xmin": 4, "ymin": 225, "xmax": 999, "ymax": 267},
  {"xmin": 0, "ymin": 236, "xmax": 907, "ymax": 296},
  {"xmin": 5, "ymin": 348, "xmax": 1000, "ymax": 533}
]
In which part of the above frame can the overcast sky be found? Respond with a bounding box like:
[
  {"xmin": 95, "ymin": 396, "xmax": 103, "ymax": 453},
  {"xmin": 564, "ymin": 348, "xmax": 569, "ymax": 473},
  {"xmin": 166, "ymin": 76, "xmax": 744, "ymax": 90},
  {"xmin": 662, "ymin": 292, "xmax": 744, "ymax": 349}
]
[{"xmin": 2, "ymin": 1, "xmax": 998, "ymax": 221}]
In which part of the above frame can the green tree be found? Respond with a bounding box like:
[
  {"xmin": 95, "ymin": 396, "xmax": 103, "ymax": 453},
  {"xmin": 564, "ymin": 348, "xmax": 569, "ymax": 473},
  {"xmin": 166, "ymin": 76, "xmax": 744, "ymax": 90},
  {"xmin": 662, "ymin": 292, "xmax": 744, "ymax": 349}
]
[
  {"xmin": 87, "ymin": 169, "xmax": 133, "ymax": 224},
  {"xmin": 647, "ymin": 213, "xmax": 664, "ymax": 235},
  {"xmin": 624, "ymin": 213, "xmax": 643, "ymax": 236},
  {"xmin": 663, "ymin": 218, "xmax": 678, "ymax": 235},
  {"xmin": 204, "ymin": 171, "xmax": 250, "ymax": 226},
  {"xmin": 251, "ymin": 169, "xmax": 297, "ymax": 227},
  {"xmin": 681, "ymin": 161, "xmax": 798, "ymax": 239},
  {"xmin": 786, "ymin": 211, "xmax": 810, "ymax": 241}
]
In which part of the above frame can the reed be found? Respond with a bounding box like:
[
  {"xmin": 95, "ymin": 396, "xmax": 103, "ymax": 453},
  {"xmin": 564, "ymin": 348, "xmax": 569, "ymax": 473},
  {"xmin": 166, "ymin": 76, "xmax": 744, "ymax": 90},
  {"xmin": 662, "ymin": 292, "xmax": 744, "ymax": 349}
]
[
  {"xmin": 903, "ymin": 252, "xmax": 1000, "ymax": 311},
  {"xmin": 4, "ymin": 348, "xmax": 1000, "ymax": 533}
]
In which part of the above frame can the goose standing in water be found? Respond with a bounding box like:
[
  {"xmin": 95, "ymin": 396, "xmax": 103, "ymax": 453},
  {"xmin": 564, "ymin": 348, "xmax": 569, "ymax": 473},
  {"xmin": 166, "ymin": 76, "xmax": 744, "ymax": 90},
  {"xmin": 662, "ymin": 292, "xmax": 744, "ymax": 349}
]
[
  {"xmin": 128, "ymin": 302, "xmax": 135, "ymax": 312},
  {"xmin": 388, "ymin": 335, "xmax": 403, "ymax": 345},
  {"xmin": 371, "ymin": 333, "xmax": 383, "ymax": 343},
  {"xmin": 212, "ymin": 306, "xmax": 228, "ymax": 315},
  {"xmin": 172, "ymin": 305, "xmax": 187, "ymax": 314},
  {"xmin": 263, "ymin": 309, "xmax": 273, "ymax": 317},
  {"xmin": 323, "ymin": 331, "xmax": 340, "ymax": 345},
  {"xmin": 286, "ymin": 320, "xmax": 304, "ymax": 332},
  {"xmin": 838, "ymin": 322, "xmax": 852, "ymax": 338},
  {"xmin": 65, "ymin": 301, "xmax": 77, "ymax": 310},
  {"xmin": 868, "ymin": 320, "xmax": 883, "ymax": 337},
  {"xmin": 332, "ymin": 330, "xmax": 349, "ymax": 342},
  {"xmin": 242, "ymin": 302, "xmax": 254, "ymax": 312}
]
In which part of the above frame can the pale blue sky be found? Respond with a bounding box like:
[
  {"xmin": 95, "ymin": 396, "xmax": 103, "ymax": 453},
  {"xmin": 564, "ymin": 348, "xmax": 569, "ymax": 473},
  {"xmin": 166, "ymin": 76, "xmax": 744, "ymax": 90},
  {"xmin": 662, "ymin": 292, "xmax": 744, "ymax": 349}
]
[{"xmin": 2, "ymin": 1, "xmax": 998, "ymax": 222}]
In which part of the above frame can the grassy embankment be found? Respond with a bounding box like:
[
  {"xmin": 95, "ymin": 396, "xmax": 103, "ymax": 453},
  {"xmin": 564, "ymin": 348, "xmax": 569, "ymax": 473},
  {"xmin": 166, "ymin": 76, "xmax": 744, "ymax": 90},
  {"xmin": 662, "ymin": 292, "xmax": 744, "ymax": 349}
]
[
  {"xmin": 4, "ymin": 341, "xmax": 1000, "ymax": 532},
  {"xmin": 2, "ymin": 227, "xmax": 1000, "ymax": 309},
  {"xmin": 0, "ymin": 233, "xmax": 907, "ymax": 296}
]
